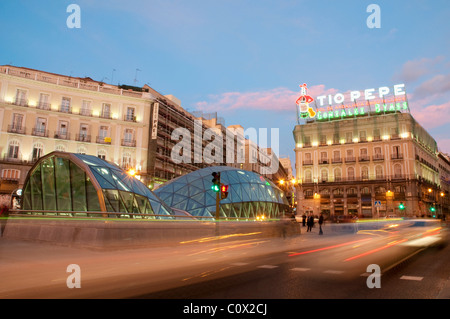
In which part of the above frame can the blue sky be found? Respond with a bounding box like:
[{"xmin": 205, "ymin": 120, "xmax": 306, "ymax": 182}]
[{"xmin": 1, "ymin": 0, "xmax": 449, "ymax": 173}]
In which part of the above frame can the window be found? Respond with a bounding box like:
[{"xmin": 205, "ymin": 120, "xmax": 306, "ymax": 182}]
[
  {"xmin": 333, "ymin": 150, "xmax": 340, "ymax": 160},
  {"xmin": 2, "ymin": 169, "xmax": 20, "ymax": 180},
  {"xmin": 61, "ymin": 97, "xmax": 71, "ymax": 113},
  {"xmin": 98, "ymin": 149, "xmax": 107, "ymax": 160},
  {"xmin": 361, "ymin": 166, "xmax": 369, "ymax": 180},
  {"xmin": 15, "ymin": 89, "xmax": 27, "ymax": 106},
  {"xmin": 334, "ymin": 167, "xmax": 342, "ymax": 181},
  {"xmin": 333, "ymin": 133, "xmax": 340, "ymax": 144},
  {"xmin": 126, "ymin": 107, "xmax": 135, "ymax": 121},
  {"xmin": 80, "ymin": 100, "xmax": 91, "ymax": 116},
  {"xmin": 373, "ymin": 129, "xmax": 381, "ymax": 140},
  {"xmin": 321, "ymin": 169, "xmax": 328, "ymax": 182},
  {"xmin": 32, "ymin": 143, "xmax": 44, "ymax": 162},
  {"xmin": 394, "ymin": 164, "xmax": 402, "ymax": 178},
  {"xmin": 374, "ymin": 146, "xmax": 382, "ymax": 160},
  {"xmin": 56, "ymin": 144, "xmax": 66, "ymax": 152},
  {"xmin": 375, "ymin": 165, "xmax": 383, "ymax": 179},
  {"xmin": 347, "ymin": 167, "xmax": 355, "ymax": 181},
  {"xmin": 7, "ymin": 140, "xmax": 20, "ymax": 159},
  {"xmin": 122, "ymin": 152, "xmax": 132, "ymax": 170},
  {"xmin": 101, "ymin": 103, "xmax": 111, "ymax": 118},
  {"xmin": 303, "ymin": 135, "xmax": 311, "ymax": 146},
  {"xmin": 304, "ymin": 170, "xmax": 312, "ymax": 183},
  {"xmin": 359, "ymin": 131, "xmax": 367, "ymax": 142},
  {"xmin": 56, "ymin": 121, "xmax": 69, "ymax": 139},
  {"xmin": 11, "ymin": 113, "xmax": 24, "ymax": 132},
  {"xmin": 124, "ymin": 128, "xmax": 134, "ymax": 141},
  {"xmin": 345, "ymin": 132, "xmax": 353, "ymax": 143},
  {"xmin": 320, "ymin": 135, "xmax": 327, "ymax": 145},
  {"xmin": 38, "ymin": 93, "xmax": 50, "ymax": 110}
]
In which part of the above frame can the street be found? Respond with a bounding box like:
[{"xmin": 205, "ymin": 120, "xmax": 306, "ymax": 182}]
[{"xmin": 0, "ymin": 219, "xmax": 448, "ymax": 300}]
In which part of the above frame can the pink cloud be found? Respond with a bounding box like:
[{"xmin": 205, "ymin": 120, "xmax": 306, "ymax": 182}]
[
  {"xmin": 411, "ymin": 101, "xmax": 450, "ymax": 129},
  {"xmin": 392, "ymin": 56, "xmax": 445, "ymax": 83},
  {"xmin": 194, "ymin": 84, "xmax": 338, "ymax": 113}
]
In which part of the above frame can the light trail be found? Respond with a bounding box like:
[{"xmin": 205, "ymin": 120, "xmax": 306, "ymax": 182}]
[
  {"xmin": 288, "ymin": 238, "xmax": 372, "ymax": 257},
  {"xmin": 344, "ymin": 239, "xmax": 408, "ymax": 261}
]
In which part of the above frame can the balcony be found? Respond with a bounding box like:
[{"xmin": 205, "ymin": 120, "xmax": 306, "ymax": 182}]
[
  {"xmin": 303, "ymin": 160, "xmax": 313, "ymax": 166},
  {"xmin": 359, "ymin": 155, "xmax": 370, "ymax": 162},
  {"xmin": 54, "ymin": 131, "xmax": 70, "ymax": 140},
  {"xmin": 319, "ymin": 158, "xmax": 329, "ymax": 165},
  {"xmin": 32, "ymin": 128, "xmax": 49, "ymax": 137},
  {"xmin": 14, "ymin": 98, "xmax": 28, "ymax": 107},
  {"xmin": 79, "ymin": 108, "xmax": 92, "ymax": 117},
  {"xmin": 373, "ymin": 154, "xmax": 384, "ymax": 161},
  {"xmin": 123, "ymin": 114, "xmax": 137, "ymax": 122},
  {"xmin": 96, "ymin": 136, "xmax": 112, "ymax": 144},
  {"xmin": 59, "ymin": 105, "xmax": 72, "ymax": 113},
  {"xmin": 391, "ymin": 153, "xmax": 404, "ymax": 160},
  {"xmin": 332, "ymin": 157, "xmax": 342, "ymax": 164},
  {"xmin": 75, "ymin": 134, "xmax": 91, "ymax": 143},
  {"xmin": 37, "ymin": 102, "xmax": 51, "ymax": 111},
  {"xmin": 7, "ymin": 125, "xmax": 26, "ymax": 135},
  {"xmin": 345, "ymin": 156, "xmax": 356, "ymax": 163},
  {"xmin": 121, "ymin": 139, "xmax": 136, "ymax": 147},
  {"xmin": 100, "ymin": 111, "xmax": 112, "ymax": 119}
]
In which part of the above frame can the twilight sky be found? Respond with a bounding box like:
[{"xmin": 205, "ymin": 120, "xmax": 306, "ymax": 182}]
[{"xmin": 1, "ymin": 0, "xmax": 449, "ymax": 174}]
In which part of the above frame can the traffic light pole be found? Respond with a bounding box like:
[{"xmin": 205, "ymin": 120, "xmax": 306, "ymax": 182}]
[{"xmin": 215, "ymin": 190, "xmax": 220, "ymax": 221}]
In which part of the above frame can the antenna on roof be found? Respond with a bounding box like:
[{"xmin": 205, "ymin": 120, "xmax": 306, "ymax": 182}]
[{"xmin": 134, "ymin": 68, "xmax": 141, "ymax": 86}]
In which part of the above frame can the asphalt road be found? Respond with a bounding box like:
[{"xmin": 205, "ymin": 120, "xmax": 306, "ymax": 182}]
[{"xmin": 0, "ymin": 219, "xmax": 449, "ymax": 301}]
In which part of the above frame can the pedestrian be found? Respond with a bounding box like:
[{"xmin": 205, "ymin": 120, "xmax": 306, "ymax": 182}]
[
  {"xmin": 307, "ymin": 213, "xmax": 314, "ymax": 232},
  {"xmin": 318, "ymin": 213, "xmax": 324, "ymax": 235},
  {"xmin": 302, "ymin": 213, "xmax": 306, "ymax": 227}
]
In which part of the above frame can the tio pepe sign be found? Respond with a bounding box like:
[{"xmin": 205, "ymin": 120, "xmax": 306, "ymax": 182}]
[{"xmin": 296, "ymin": 83, "xmax": 409, "ymax": 121}]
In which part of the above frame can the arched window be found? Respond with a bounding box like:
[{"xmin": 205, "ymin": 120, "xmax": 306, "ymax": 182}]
[
  {"xmin": 32, "ymin": 142, "xmax": 44, "ymax": 161},
  {"xmin": 321, "ymin": 169, "xmax": 328, "ymax": 182},
  {"xmin": 361, "ymin": 166, "xmax": 369, "ymax": 180},
  {"xmin": 98, "ymin": 149, "xmax": 107, "ymax": 160},
  {"xmin": 304, "ymin": 169, "xmax": 312, "ymax": 183},
  {"xmin": 375, "ymin": 165, "xmax": 383, "ymax": 179},
  {"xmin": 334, "ymin": 167, "xmax": 342, "ymax": 181},
  {"xmin": 7, "ymin": 140, "xmax": 20, "ymax": 159},
  {"xmin": 394, "ymin": 164, "xmax": 402, "ymax": 178},
  {"xmin": 55, "ymin": 144, "xmax": 66, "ymax": 152},
  {"xmin": 347, "ymin": 167, "xmax": 355, "ymax": 181},
  {"xmin": 77, "ymin": 146, "xmax": 87, "ymax": 155}
]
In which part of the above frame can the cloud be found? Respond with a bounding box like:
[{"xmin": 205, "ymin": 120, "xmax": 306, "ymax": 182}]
[
  {"xmin": 194, "ymin": 84, "xmax": 338, "ymax": 113},
  {"xmin": 392, "ymin": 56, "xmax": 445, "ymax": 83},
  {"xmin": 411, "ymin": 101, "xmax": 450, "ymax": 129},
  {"xmin": 412, "ymin": 73, "xmax": 450, "ymax": 101}
]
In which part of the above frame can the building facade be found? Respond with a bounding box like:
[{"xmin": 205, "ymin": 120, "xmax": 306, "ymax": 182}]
[
  {"xmin": 294, "ymin": 110, "xmax": 450, "ymax": 219},
  {"xmin": 0, "ymin": 65, "xmax": 152, "ymax": 201},
  {"xmin": 0, "ymin": 65, "xmax": 288, "ymax": 206}
]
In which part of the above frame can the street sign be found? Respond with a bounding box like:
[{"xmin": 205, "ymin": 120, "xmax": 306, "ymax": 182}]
[{"xmin": 374, "ymin": 200, "xmax": 382, "ymax": 208}]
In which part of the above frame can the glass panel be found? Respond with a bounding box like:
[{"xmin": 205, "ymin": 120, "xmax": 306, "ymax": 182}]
[
  {"xmin": 119, "ymin": 191, "xmax": 134, "ymax": 214},
  {"xmin": 30, "ymin": 164, "xmax": 43, "ymax": 210},
  {"xmin": 70, "ymin": 162, "xmax": 87, "ymax": 212},
  {"xmin": 86, "ymin": 176, "xmax": 101, "ymax": 212},
  {"xmin": 55, "ymin": 157, "xmax": 72, "ymax": 211},
  {"xmin": 22, "ymin": 181, "xmax": 32, "ymax": 210},
  {"xmin": 41, "ymin": 157, "xmax": 56, "ymax": 211}
]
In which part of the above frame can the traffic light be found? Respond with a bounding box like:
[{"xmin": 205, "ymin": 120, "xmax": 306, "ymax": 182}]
[
  {"xmin": 430, "ymin": 206, "xmax": 436, "ymax": 213},
  {"xmin": 211, "ymin": 172, "xmax": 220, "ymax": 192},
  {"xmin": 399, "ymin": 202, "xmax": 405, "ymax": 210},
  {"xmin": 220, "ymin": 184, "xmax": 229, "ymax": 199}
]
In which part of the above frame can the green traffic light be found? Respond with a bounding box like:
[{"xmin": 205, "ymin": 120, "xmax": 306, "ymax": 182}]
[
  {"xmin": 211, "ymin": 184, "xmax": 220, "ymax": 192},
  {"xmin": 399, "ymin": 203, "xmax": 405, "ymax": 210},
  {"xmin": 430, "ymin": 206, "xmax": 436, "ymax": 212}
]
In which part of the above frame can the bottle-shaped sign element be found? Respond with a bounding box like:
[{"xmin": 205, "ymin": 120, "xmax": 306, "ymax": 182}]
[{"xmin": 296, "ymin": 83, "xmax": 316, "ymax": 118}]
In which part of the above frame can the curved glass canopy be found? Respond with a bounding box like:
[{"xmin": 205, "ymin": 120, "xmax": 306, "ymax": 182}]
[
  {"xmin": 21, "ymin": 152, "xmax": 173, "ymax": 219},
  {"xmin": 154, "ymin": 166, "xmax": 289, "ymax": 219}
]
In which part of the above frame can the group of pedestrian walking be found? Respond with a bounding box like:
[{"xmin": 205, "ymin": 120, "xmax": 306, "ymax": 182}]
[{"xmin": 301, "ymin": 212, "xmax": 324, "ymax": 235}]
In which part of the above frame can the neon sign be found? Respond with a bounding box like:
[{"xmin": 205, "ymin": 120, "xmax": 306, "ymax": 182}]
[{"xmin": 296, "ymin": 83, "xmax": 409, "ymax": 122}]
